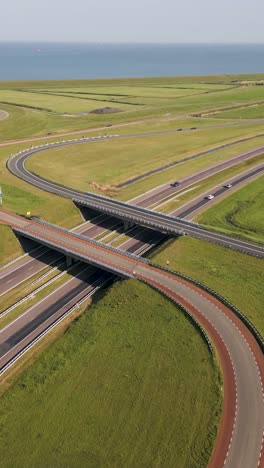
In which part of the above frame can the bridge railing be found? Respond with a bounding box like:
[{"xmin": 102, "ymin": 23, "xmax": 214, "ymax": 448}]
[
  {"xmin": 149, "ymin": 262, "xmax": 264, "ymax": 353},
  {"xmin": 14, "ymin": 227, "xmax": 134, "ymax": 279},
  {"xmin": 72, "ymin": 199, "xmax": 184, "ymax": 235},
  {"xmin": 30, "ymin": 217, "xmax": 264, "ymax": 351}
]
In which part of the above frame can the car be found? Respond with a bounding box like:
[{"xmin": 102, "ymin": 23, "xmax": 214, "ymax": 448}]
[
  {"xmin": 224, "ymin": 184, "xmax": 233, "ymax": 188},
  {"xmin": 177, "ymin": 128, "xmax": 183, "ymax": 131},
  {"xmin": 190, "ymin": 127, "xmax": 197, "ymax": 130},
  {"xmin": 205, "ymin": 194, "xmax": 215, "ymax": 200},
  {"xmin": 170, "ymin": 181, "xmax": 180, "ymax": 187}
]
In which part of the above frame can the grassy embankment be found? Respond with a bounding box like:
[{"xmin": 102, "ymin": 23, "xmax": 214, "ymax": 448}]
[
  {"xmin": 150, "ymin": 237, "xmax": 264, "ymax": 336},
  {"xmin": 196, "ymin": 176, "xmax": 264, "ymax": 244},
  {"xmin": 0, "ymin": 76, "xmax": 263, "ymax": 467},
  {"xmin": 0, "ymin": 263, "xmax": 95, "ymax": 330},
  {"xmin": 0, "ymin": 280, "xmax": 222, "ymax": 468},
  {"xmin": 1, "ymin": 122, "xmax": 264, "ymax": 265},
  {"xmin": 208, "ymin": 103, "xmax": 264, "ymax": 120},
  {"xmin": 26, "ymin": 123, "xmax": 264, "ymax": 196},
  {"xmin": 0, "ymin": 139, "xmax": 83, "ymax": 266},
  {"xmin": 1, "ymin": 75, "xmax": 264, "ymax": 142},
  {"xmin": 1, "ymin": 235, "xmax": 263, "ymax": 465}
]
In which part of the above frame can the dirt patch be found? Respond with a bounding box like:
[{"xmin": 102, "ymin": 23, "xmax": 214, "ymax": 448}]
[
  {"xmin": 91, "ymin": 181, "xmax": 119, "ymax": 193},
  {"xmin": 63, "ymin": 107, "xmax": 122, "ymax": 118},
  {"xmin": 89, "ymin": 106, "xmax": 121, "ymax": 114}
]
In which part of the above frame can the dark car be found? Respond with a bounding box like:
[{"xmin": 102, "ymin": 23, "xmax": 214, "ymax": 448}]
[
  {"xmin": 170, "ymin": 181, "xmax": 180, "ymax": 187},
  {"xmin": 190, "ymin": 127, "xmax": 197, "ymax": 130},
  {"xmin": 178, "ymin": 128, "xmax": 183, "ymax": 131}
]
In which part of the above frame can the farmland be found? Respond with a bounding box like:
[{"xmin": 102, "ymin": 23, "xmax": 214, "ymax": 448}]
[{"xmin": 0, "ymin": 73, "xmax": 264, "ymax": 468}]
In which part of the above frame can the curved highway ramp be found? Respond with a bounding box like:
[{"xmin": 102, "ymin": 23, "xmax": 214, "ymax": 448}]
[{"xmin": 0, "ymin": 208, "xmax": 264, "ymax": 468}]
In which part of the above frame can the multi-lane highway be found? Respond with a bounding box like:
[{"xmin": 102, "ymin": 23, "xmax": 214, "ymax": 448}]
[
  {"xmin": 172, "ymin": 162, "xmax": 264, "ymax": 219},
  {"xmin": 1, "ymin": 132, "xmax": 264, "ymax": 467},
  {"xmin": 0, "ymin": 209, "xmax": 263, "ymax": 468},
  {"xmin": 7, "ymin": 139, "xmax": 264, "ymax": 257},
  {"xmin": 2, "ymin": 148, "xmax": 264, "ymax": 298}
]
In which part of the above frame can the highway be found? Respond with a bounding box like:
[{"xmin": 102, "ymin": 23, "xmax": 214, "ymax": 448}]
[
  {"xmin": 7, "ymin": 139, "xmax": 264, "ymax": 257},
  {"xmin": 1, "ymin": 132, "xmax": 264, "ymax": 466},
  {"xmin": 74, "ymin": 191, "xmax": 264, "ymax": 256},
  {"xmin": 2, "ymin": 147, "xmax": 263, "ymax": 297},
  {"xmin": 1, "ymin": 114, "xmax": 264, "ymax": 148},
  {"xmin": 0, "ymin": 227, "xmax": 161, "ymax": 372},
  {"xmin": 172, "ymin": 162, "xmax": 264, "ymax": 219},
  {"xmin": 0, "ymin": 214, "xmax": 121, "ymax": 296},
  {"xmin": 0, "ymin": 209, "xmax": 263, "ymax": 468}
]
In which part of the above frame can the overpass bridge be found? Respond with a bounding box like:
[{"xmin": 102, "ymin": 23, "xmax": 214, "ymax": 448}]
[
  {"xmin": 74, "ymin": 193, "xmax": 264, "ymax": 257},
  {"xmin": 0, "ymin": 210, "xmax": 145, "ymax": 279},
  {"xmin": 0, "ymin": 208, "xmax": 264, "ymax": 468},
  {"xmin": 7, "ymin": 139, "xmax": 264, "ymax": 257}
]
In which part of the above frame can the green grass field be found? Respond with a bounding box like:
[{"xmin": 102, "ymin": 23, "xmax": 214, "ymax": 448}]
[
  {"xmin": 0, "ymin": 280, "xmax": 221, "ymax": 468},
  {"xmin": 1, "ymin": 74, "xmax": 264, "ymax": 468},
  {"xmin": 212, "ymin": 103, "xmax": 264, "ymax": 119},
  {"xmin": 1, "ymin": 74, "xmax": 264, "ymax": 142},
  {"xmin": 196, "ymin": 176, "xmax": 264, "ymax": 243},
  {"xmin": 150, "ymin": 237, "xmax": 264, "ymax": 336},
  {"xmin": 26, "ymin": 124, "xmax": 264, "ymax": 194},
  {"xmin": 0, "ymin": 141, "xmax": 82, "ymax": 266}
]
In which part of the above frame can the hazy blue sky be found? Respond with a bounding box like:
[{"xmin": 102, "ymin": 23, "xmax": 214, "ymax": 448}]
[{"xmin": 1, "ymin": 0, "xmax": 263, "ymax": 43}]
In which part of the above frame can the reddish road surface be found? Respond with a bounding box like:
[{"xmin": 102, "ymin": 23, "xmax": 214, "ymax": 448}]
[{"xmin": 0, "ymin": 209, "xmax": 263, "ymax": 468}]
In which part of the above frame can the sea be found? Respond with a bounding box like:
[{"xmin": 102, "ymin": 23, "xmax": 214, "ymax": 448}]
[{"xmin": 0, "ymin": 42, "xmax": 263, "ymax": 81}]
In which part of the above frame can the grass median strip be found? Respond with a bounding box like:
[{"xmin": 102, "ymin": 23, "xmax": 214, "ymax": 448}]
[
  {"xmin": 155, "ymin": 154, "xmax": 264, "ymax": 214},
  {"xmin": 196, "ymin": 176, "xmax": 264, "ymax": 243},
  {"xmin": 26, "ymin": 124, "xmax": 264, "ymax": 193},
  {"xmin": 0, "ymin": 262, "xmax": 94, "ymax": 330}
]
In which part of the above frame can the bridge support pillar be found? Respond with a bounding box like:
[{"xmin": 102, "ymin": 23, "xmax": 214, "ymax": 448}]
[
  {"xmin": 66, "ymin": 256, "xmax": 74, "ymax": 268},
  {"xmin": 123, "ymin": 220, "xmax": 134, "ymax": 231}
]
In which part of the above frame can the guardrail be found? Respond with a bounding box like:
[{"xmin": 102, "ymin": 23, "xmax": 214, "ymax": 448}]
[
  {"xmin": 150, "ymin": 262, "xmax": 264, "ymax": 353},
  {"xmin": 16, "ymin": 218, "xmax": 264, "ymax": 351},
  {"xmin": 72, "ymin": 199, "xmax": 184, "ymax": 236},
  {"xmin": 73, "ymin": 199, "xmax": 264, "ymax": 257},
  {"xmin": 0, "ymin": 272, "xmax": 114, "ymax": 376},
  {"xmin": 13, "ymin": 227, "xmax": 135, "ymax": 279},
  {"xmin": 31, "ymin": 217, "xmax": 150, "ymax": 264}
]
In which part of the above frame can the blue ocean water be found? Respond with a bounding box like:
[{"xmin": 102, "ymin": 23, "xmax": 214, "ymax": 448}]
[{"xmin": 0, "ymin": 42, "xmax": 263, "ymax": 81}]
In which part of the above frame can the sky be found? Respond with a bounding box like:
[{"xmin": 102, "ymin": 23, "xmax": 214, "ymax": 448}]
[{"xmin": 1, "ymin": 0, "xmax": 264, "ymax": 43}]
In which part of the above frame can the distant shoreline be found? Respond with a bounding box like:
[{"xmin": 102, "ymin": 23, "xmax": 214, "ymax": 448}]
[{"xmin": 0, "ymin": 43, "xmax": 263, "ymax": 81}]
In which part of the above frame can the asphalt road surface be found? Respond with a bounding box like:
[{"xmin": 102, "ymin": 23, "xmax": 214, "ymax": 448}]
[
  {"xmin": 173, "ymin": 163, "xmax": 264, "ymax": 219},
  {"xmin": 1, "ymin": 130, "xmax": 264, "ymax": 466},
  {"xmin": 7, "ymin": 140, "xmax": 264, "ymax": 257},
  {"xmin": 1, "ymin": 114, "xmax": 264, "ymax": 148},
  {"xmin": 0, "ymin": 209, "xmax": 263, "ymax": 468},
  {"xmin": 2, "ymin": 150, "xmax": 263, "ymax": 297}
]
